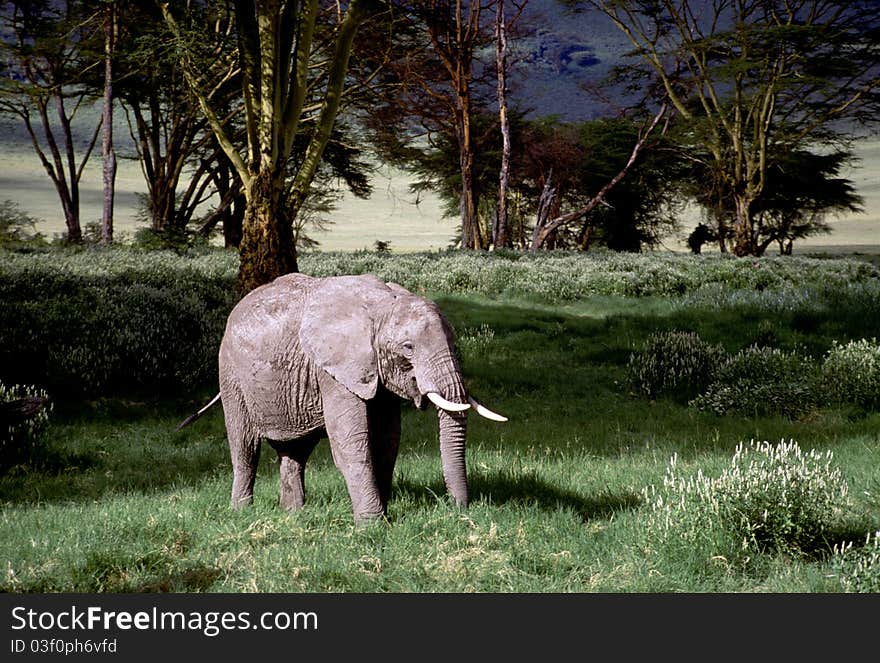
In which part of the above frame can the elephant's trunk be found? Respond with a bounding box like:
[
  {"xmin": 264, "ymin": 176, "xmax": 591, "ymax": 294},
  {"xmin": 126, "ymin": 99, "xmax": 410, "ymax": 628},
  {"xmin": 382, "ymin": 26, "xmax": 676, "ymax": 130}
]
[
  {"xmin": 422, "ymin": 358, "xmax": 469, "ymax": 508},
  {"xmin": 438, "ymin": 407, "xmax": 468, "ymax": 507}
]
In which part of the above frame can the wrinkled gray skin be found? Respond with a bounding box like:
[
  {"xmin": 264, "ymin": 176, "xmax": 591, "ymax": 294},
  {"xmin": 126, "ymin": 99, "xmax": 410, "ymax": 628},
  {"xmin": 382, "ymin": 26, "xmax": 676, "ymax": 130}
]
[{"xmin": 218, "ymin": 273, "xmax": 471, "ymax": 522}]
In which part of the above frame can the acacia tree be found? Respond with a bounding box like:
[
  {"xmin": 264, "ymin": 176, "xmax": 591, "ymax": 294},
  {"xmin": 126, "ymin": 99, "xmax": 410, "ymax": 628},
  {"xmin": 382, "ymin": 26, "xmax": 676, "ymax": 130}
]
[
  {"xmin": 419, "ymin": 1, "xmax": 492, "ymax": 249},
  {"xmin": 163, "ymin": 0, "xmax": 382, "ymax": 291},
  {"xmin": 683, "ymin": 144, "xmax": 864, "ymax": 255},
  {"xmin": 0, "ymin": 0, "xmax": 102, "ymax": 243},
  {"xmin": 493, "ymin": 0, "xmax": 527, "ymax": 248},
  {"xmin": 365, "ymin": 1, "xmax": 498, "ymax": 250},
  {"xmin": 118, "ymin": 1, "xmax": 230, "ymax": 240},
  {"xmin": 751, "ymin": 149, "xmax": 863, "ymax": 255},
  {"xmin": 589, "ymin": 0, "xmax": 880, "ymax": 256}
]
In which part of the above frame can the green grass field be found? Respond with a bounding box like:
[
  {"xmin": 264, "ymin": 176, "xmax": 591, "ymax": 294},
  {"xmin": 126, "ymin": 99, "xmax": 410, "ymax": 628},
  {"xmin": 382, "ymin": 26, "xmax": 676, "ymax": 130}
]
[{"xmin": 3, "ymin": 251, "xmax": 880, "ymax": 592}]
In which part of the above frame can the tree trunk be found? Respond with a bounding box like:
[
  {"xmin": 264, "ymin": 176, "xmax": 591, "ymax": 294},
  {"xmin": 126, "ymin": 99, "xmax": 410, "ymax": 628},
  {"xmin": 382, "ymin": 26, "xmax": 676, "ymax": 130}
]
[
  {"xmin": 224, "ymin": 198, "xmax": 245, "ymax": 248},
  {"xmin": 217, "ymin": 160, "xmax": 244, "ymax": 248},
  {"xmin": 101, "ymin": 2, "xmax": 117, "ymax": 245},
  {"xmin": 732, "ymin": 193, "xmax": 755, "ymax": 256},
  {"xmin": 456, "ymin": 89, "xmax": 481, "ymax": 250},
  {"xmin": 43, "ymin": 93, "xmax": 90, "ymax": 244},
  {"xmin": 494, "ymin": 0, "xmax": 511, "ymax": 249},
  {"xmin": 530, "ymin": 175, "xmax": 556, "ymax": 252},
  {"xmin": 716, "ymin": 214, "xmax": 729, "ymax": 253},
  {"xmin": 238, "ymin": 171, "xmax": 297, "ymax": 293},
  {"xmin": 60, "ymin": 191, "xmax": 81, "ymax": 244}
]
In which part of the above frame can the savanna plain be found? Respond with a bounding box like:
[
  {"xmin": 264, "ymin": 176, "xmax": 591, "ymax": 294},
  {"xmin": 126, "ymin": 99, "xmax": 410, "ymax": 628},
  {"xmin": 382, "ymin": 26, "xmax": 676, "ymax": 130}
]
[{"xmin": 2, "ymin": 248, "xmax": 880, "ymax": 593}]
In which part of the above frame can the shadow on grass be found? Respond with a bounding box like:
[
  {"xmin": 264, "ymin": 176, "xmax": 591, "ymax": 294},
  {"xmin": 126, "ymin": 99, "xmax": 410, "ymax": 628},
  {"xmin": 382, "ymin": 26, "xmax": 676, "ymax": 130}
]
[
  {"xmin": 0, "ymin": 413, "xmax": 229, "ymax": 505},
  {"xmin": 395, "ymin": 470, "xmax": 641, "ymax": 523}
]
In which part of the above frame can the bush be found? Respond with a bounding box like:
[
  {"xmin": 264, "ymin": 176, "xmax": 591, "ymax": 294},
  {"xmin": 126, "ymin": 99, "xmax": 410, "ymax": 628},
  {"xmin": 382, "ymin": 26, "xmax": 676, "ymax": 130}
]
[
  {"xmin": 626, "ymin": 331, "xmax": 726, "ymax": 400},
  {"xmin": 832, "ymin": 531, "xmax": 880, "ymax": 593},
  {"xmin": 0, "ymin": 200, "xmax": 45, "ymax": 249},
  {"xmin": 0, "ymin": 380, "xmax": 51, "ymax": 471},
  {"xmin": 822, "ymin": 338, "xmax": 880, "ymax": 410},
  {"xmin": 132, "ymin": 227, "xmax": 213, "ymax": 252},
  {"xmin": 3, "ymin": 246, "xmax": 880, "ymax": 400},
  {"xmin": 299, "ymin": 251, "xmax": 880, "ymax": 302},
  {"xmin": 0, "ymin": 248, "xmax": 238, "ymax": 398},
  {"xmin": 644, "ymin": 440, "xmax": 849, "ymax": 567},
  {"xmin": 690, "ymin": 345, "xmax": 818, "ymax": 418}
]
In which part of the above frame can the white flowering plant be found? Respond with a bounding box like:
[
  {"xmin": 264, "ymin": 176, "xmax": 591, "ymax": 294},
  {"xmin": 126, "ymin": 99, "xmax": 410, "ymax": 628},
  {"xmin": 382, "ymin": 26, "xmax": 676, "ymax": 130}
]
[
  {"xmin": 0, "ymin": 380, "xmax": 51, "ymax": 471},
  {"xmin": 644, "ymin": 440, "xmax": 849, "ymax": 566},
  {"xmin": 831, "ymin": 530, "xmax": 880, "ymax": 593}
]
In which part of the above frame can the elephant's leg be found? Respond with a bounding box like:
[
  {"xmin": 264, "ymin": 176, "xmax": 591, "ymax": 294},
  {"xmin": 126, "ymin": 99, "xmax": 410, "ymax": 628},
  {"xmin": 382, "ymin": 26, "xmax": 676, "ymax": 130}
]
[
  {"xmin": 318, "ymin": 373, "xmax": 384, "ymax": 521},
  {"xmin": 223, "ymin": 385, "xmax": 261, "ymax": 508},
  {"xmin": 229, "ymin": 434, "xmax": 261, "ymax": 508},
  {"xmin": 368, "ymin": 388, "xmax": 401, "ymax": 512},
  {"xmin": 274, "ymin": 436, "xmax": 320, "ymax": 512}
]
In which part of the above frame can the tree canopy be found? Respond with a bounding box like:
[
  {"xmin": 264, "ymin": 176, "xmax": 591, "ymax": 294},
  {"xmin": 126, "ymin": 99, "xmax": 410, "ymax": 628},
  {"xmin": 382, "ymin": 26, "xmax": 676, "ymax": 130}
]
[
  {"xmin": 1, "ymin": 0, "xmax": 877, "ymax": 262},
  {"xmin": 588, "ymin": 0, "xmax": 880, "ymax": 255}
]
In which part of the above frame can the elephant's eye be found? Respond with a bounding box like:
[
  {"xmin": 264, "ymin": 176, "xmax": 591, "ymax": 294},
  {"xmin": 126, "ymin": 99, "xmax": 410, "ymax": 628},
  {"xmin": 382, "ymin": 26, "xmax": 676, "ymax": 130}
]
[{"xmin": 401, "ymin": 341, "xmax": 414, "ymax": 355}]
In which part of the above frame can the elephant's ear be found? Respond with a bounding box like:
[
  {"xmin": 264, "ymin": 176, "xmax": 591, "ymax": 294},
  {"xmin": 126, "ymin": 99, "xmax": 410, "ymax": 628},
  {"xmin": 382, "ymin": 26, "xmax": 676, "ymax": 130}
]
[{"xmin": 299, "ymin": 277, "xmax": 380, "ymax": 400}]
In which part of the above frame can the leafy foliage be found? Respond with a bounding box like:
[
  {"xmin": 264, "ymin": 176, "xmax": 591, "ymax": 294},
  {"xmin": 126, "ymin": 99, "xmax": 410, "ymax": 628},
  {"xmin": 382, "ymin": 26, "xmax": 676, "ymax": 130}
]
[
  {"xmin": 302, "ymin": 250, "xmax": 880, "ymax": 301},
  {"xmin": 626, "ymin": 331, "xmax": 725, "ymax": 400},
  {"xmin": 378, "ymin": 111, "xmax": 686, "ymax": 251},
  {"xmin": 689, "ymin": 345, "xmax": 819, "ymax": 419},
  {"xmin": 3, "ymin": 246, "xmax": 880, "ymax": 408},
  {"xmin": 0, "ymin": 248, "xmax": 237, "ymax": 397},
  {"xmin": 822, "ymin": 338, "xmax": 880, "ymax": 410},
  {"xmin": 0, "ymin": 200, "xmax": 45, "ymax": 249}
]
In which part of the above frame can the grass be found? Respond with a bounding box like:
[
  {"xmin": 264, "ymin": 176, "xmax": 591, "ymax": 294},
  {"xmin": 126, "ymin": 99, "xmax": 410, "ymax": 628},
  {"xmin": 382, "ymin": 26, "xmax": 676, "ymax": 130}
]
[{"xmin": 3, "ymin": 272, "xmax": 880, "ymax": 592}]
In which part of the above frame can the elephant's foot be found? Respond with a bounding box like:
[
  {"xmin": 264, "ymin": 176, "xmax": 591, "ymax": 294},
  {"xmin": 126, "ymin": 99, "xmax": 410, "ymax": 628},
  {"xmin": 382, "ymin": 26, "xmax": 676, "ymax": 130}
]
[
  {"xmin": 353, "ymin": 510, "xmax": 390, "ymax": 528},
  {"xmin": 230, "ymin": 494, "xmax": 254, "ymax": 509},
  {"xmin": 279, "ymin": 494, "xmax": 306, "ymax": 512}
]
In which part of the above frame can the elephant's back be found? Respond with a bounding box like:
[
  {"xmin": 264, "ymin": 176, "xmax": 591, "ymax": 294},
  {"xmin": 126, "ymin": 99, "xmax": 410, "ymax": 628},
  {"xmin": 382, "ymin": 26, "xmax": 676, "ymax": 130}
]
[{"xmin": 229, "ymin": 273, "xmax": 315, "ymax": 328}]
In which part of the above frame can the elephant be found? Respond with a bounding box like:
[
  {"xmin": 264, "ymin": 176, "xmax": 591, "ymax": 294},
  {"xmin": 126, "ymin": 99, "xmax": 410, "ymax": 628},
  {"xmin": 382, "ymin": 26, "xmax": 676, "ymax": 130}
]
[{"xmin": 178, "ymin": 273, "xmax": 506, "ymax": 522}]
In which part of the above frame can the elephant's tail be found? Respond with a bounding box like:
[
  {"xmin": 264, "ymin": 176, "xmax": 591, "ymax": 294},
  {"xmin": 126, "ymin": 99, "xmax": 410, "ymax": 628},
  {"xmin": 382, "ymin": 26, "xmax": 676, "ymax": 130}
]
[{"xmin": 176, "ymin": 393, "xmax": 221, "ymax": 431}]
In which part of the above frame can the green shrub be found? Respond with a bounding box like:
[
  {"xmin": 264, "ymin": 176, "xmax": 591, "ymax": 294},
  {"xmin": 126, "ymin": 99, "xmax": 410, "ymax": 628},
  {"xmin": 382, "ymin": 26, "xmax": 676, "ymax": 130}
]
[
  {"xmin": 3, "ymin": 246, "xmax": 880, "ymax": 400},
  {"xmin": 626, "ymin": 331, "xmax": 726, "ymax": 400},
  {"xmin": 0, "ymin": 380, "xmax": 51, "ymax": 471},
  {"xmin": 831, "ymin": 531, "xmax": 880, "ymax": 592},
  {"xmin": 0, "ymin": 200, "xmax": 45, "ymax": 249},
  {"xmin": 299, "ymin": 251, "xmax": 880, "ymax": 302},
  {"xmin": 690, "ymin": 345, "xmax": 818, "ymax": 418},
  {"xmin": 644, "ymin": 440, "xmax": 849, "ymax": 567},
  {"xmin": 132, "ymin": 227, "xmax": 213, "ymax": 252},
  {"xmin": 822, "ymin": 338, "xmax": 880, "ymax": 409},
  {"xmin": 0, "ymin": 248, "xmax": 238, "ymax": 398}
]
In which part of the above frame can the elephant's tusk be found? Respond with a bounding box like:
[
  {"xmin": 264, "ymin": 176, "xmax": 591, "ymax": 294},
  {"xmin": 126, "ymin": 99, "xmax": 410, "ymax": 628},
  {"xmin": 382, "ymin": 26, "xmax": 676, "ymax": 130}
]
[
  {"xmin": 468, "ymin": 396, "xmax": 508, "ymax": 422},
  {"xmin": 426, "ymin": 392, "xmax": 471, "ymax": 412}
]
